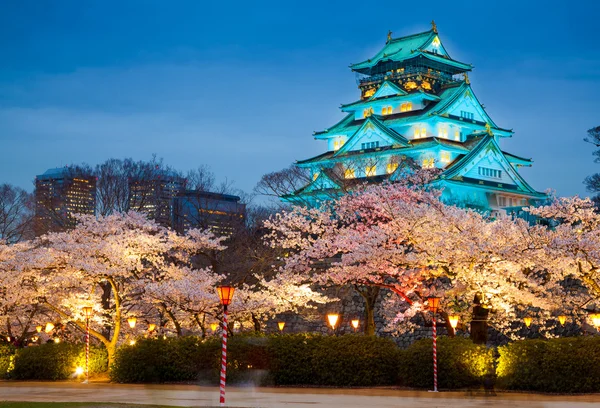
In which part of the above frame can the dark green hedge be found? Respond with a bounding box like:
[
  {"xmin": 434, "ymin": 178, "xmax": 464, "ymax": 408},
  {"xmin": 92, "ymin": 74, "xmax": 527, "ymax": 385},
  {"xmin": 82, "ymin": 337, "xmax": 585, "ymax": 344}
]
[
  {"xmin": 109, "ymin": 336, "xmax": 270, "ymax": 384},
  {"xmin": 10, "ymin": 342, "xmax": 108, "ymax": 380},
  {"xmin": 0, "ymin": 343, "xmax": 15, "ymax": 379},
  {"xmin": 268, "ymin": 334, "xmax": 401, "ymax": 386},
  {"xmin": 110, "ymin": 334, "xmax": 400, "ymax": 386},
  {"xmin": 497, "ymin": 337, "xmax": 600, "ymax": 393},
  {"xmin": 398, "ymin": 337, "xmax": 494, "ymax": 389}
]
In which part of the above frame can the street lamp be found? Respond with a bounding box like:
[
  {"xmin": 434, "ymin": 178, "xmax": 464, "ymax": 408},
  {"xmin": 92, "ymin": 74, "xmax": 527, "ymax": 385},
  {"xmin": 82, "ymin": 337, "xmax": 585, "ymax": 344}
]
[
  {"xmin": 127, "ymin": 317, "xmax": 137, "ymax": 329},
  {"xmin": 210, "ymin": 322, "xmax": 218, "ymax": 333},
  {"xmin": 523, "ymin": 316, "xmax": 532, "ymax": 328},
  {"xmin": 448, "ymin": 315, "xmax": 459, "ymax": 335},
  {"xmin": 278, "ymin": 322, "xmax": 285, "ymax": 332},
  {"xmin": 45, "ymin": 322, "xmax": 54, "ymax": 333},
  {"xmin": 36, "ymin": 325, "xmax": 42, "ymax": 333},
  {"xmin": 558, "ymin": 315, "xmax": 567, "ymax": 326},
  {"xmin": 148, "ymin": 323, "xmax": 156, "ymax": 332},
  {"xmin": 82, "ymin": 306, "xmax": 93, "ymax": 384},
  {"xmin": 427, "ymin": 296, "xmax": 441, "ymax": 393},
  {"xmin": 217, "ymin": 285, "xmax": 235, "ymax": 407},
  {"xmin": 351, "ymin": 319, "xmax": 359, "ymax": 332},
  {"xmin": 327, "ymin": 313, "xmax": 339, "ymax": 332},
  {"xmin": 591, "ymin": 313, "xmax": 600, "ymax": 329}
]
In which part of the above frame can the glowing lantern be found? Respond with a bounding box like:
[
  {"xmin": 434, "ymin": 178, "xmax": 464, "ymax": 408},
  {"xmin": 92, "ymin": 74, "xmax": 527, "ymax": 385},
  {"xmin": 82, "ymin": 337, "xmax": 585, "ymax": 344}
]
[
  {"xmin": 127, "ymin": 317, "xmax": 137, "ymax": 329},
  {"xmin": 327, "ymin": 313, "xmax": 339, "ymax": 329},
  {"xmin": 210, "ymin": 323, "xmax": 218, "ymax": 332},
  {"xmin": 129, "ymin": 340, "xmax": 136, "ymax": 346},
  {"xmin": 351, "ymin": 319, "xmax": 359, "ymax": 330},
  {"xmin": 82, "ymin": 306, "xmax": 93, "ymax": 319},
  {"xmin": 427, "ymin": 297, "xmax": 441, "ymax": 314},
  {"xmin": 148, "ymin": 323, "xmax": 156, "ymax": 332},
  {"xmin": 54, "ymin": 337, "xmax": 60, "ymax": 343},
  {"xmin": 278, "ymin": 322, "xmax": 285, "ymax": 332},
  {"xmin": 558, "ymin": 315, "xmax": 567, "ymax": 326},
  {"xmin": 523, "ymin": 317, "xmax": 532, "ymax": 328},
  {"xmin": 216, "ymin": 286, "xmax": 235, "ymax": 306},
  {"xmin": 36, "ymin": 325, "xmax": 42, "ymax": 333},
  {"xmin": 75, "ymin": 367, "xmax": 84, "ymax": 376},
  {"xmin": 448, "ymin": 315, "xmax": 459, "ymax": 329},
  {"xmin": 592, "ymin": 313, "xmax": 600, "ymax": 328},
  {"xmin": 45, "ymin": 322, "xmax": 54, "ymax": 333}
]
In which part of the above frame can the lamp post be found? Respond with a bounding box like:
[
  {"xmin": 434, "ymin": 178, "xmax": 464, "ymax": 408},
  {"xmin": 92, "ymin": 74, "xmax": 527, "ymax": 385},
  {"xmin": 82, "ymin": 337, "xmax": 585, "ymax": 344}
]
[
  {"xmin": 448, "ymin": 315, "xmax": 459, "ymax": 335},
  {"xmin": 278, "ymin": 322, "xmax": 285, "ymax": 332},
  {"xmin": 558, "ymin": 315, "xmax": 567, "ymax": 326},
  {"xmin": 427, "ymin": 296, "xmax": 441, "ymax": 392},
  {"xmin": 351, "ymin": 319, "xmax": 359, "ymax": 333},
  {"xmin": 82, "ymin": 306, "xmax": 93, "ymax": 384},
  {"xmin": 591, "ymin": 313, "xmax": 600, "ymax": 330},
  {"xmin": 523, "ymin": 316, "xmax": 532, "ymax": 328},
  {"xmin": 127, "ymin": 317, "xmax": 137, "ymax": 329},
  {"xmin": 217, "ymin": 285, "xmax": 235, "ymax": 407},
  {"xmin": 327, "ymin": 313, "xmax": 339, "ymax": 334}
]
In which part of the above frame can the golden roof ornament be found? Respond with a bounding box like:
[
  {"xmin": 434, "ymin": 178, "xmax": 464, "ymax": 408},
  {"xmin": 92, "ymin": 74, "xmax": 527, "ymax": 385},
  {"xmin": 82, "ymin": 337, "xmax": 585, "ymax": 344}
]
[
  {"xmin": 485, "ymin": 123, "xmax": 493, "ymax": 136},
  {"xmin": 464, "ymin": 72, "xmax": 470, "ymax": 84},
  {"xmin": 387, "ymin": 30, "xmax": 392, "ymax": 43},
  {"xmin": 431, "ymin": 20, "xmax": 438, "ymax": 34}
]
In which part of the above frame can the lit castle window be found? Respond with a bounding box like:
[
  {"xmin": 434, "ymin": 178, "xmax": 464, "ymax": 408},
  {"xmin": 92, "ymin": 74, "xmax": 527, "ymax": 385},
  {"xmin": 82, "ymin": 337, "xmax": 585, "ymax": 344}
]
[
  {"xmin": 365, "ymin": 165, "xmax": 376, "ymax": 177},
  {"xmin": 400, "ymin": 102, "xmax": 412, "ymax": 112},
  {"xmin": 438, "ymin": 126, "xmax": 448, "ymax": 138},
  {"xmin": 381, "ymin": 106, "xmax": 393, "ymax": 115},
  {"xmin": 363, "ymin": 107, "xmax": 374, "ymax": 117},
  {"xmin": 440, "ymin": 152, "xmax": 451, "ymax": 163},
  {"xmin": 344, "ymin": 168, "xmax": 356, "ymax": 179},
  {"xmin": 387, "ymin": 162, "xmax": 399, "ymax": 174},
  {"xmin": 414, "ymin": 126, "xmax": 427, "ymax": 139}
]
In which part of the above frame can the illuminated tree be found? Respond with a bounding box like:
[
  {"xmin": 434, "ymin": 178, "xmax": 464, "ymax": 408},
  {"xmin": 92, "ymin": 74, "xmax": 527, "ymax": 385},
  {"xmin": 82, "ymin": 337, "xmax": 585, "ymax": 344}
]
[
  {"xmin": 266, "ymin": 178, "xmax": 570, "ymax": 338},
  {"xmin": 12, "ymin": 212, "xmax": 223, "ymax": 364}
]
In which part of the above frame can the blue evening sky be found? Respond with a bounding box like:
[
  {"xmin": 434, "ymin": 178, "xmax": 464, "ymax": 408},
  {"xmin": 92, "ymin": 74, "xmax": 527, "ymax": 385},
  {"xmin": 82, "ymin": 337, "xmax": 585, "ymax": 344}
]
[{"xmin": 1, "ymin": 0, "xmax": 599, "ymax": 198}]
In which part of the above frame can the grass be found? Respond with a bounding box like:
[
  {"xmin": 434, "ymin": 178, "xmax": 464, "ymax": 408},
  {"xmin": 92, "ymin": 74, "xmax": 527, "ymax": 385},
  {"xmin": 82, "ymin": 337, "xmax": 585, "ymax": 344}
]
[{"xmin": 0, "ymin": 404, "xmax": 191, "ymax": 408}]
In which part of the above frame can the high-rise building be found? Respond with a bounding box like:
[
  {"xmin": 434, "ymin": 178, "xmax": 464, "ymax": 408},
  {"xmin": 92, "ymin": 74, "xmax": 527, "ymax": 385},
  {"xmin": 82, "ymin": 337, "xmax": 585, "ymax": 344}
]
[
  {"xmin": 284, "ymin": 23, "xmax": 546, "ymax": 214},
  {"xmin": 173, "ymin": 190, "xmax": 246, "ymax": 235},
  {"xmin": 34, "ymin": 167, "xmax": 96, "ymax": 236},
  {"xmin": 128, "ymin": 170, "xmax": 186, "ymax": 228}
]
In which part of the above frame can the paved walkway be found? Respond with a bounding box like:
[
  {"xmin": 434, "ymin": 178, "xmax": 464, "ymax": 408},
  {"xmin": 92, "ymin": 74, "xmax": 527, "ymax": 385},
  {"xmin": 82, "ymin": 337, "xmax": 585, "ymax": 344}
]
[{"xmin": 2, "ymin": 382, "xmax": 600, "ymax": 407}]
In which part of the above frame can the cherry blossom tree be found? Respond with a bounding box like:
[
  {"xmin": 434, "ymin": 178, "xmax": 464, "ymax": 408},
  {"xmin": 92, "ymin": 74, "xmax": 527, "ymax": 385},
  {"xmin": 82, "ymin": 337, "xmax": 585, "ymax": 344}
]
[
  {"xmin": 266, "ymin": 178, "xmax": 571, "ymax": 339},
  {"xmin": 11, "ymin": 212, "xmax": 223, "ymax": 365}
]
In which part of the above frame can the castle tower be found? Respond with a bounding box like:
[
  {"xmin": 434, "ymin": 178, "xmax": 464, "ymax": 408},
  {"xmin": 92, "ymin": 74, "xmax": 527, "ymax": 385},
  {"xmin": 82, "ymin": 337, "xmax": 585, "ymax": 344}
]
[{"xmin": 285, "ymin": 24, "xmax": 545, "ymax": 214}]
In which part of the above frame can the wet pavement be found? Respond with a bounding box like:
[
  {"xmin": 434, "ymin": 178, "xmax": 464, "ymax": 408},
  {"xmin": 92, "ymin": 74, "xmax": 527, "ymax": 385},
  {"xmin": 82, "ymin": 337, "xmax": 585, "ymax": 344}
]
[{"xmin": 1, "ymin": 382, "xmax": 600, "ymax": 407}]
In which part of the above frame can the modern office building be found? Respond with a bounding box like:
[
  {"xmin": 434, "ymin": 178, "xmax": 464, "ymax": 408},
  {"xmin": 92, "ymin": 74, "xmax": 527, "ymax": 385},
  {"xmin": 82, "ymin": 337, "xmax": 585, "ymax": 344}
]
[
  {"xmin": 34, "ymin": 167, "xmax": 96, "ymax": 236},
  {"xmin": 173, "ymin": 190, "xmax": 246, "ymax": 235}
]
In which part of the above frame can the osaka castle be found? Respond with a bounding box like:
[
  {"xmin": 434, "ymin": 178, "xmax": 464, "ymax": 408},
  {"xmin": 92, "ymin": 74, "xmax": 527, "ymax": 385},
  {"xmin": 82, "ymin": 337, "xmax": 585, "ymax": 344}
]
[{"xmin": 283, "ymin": 22, "xmax": 546, "ymax": 213}]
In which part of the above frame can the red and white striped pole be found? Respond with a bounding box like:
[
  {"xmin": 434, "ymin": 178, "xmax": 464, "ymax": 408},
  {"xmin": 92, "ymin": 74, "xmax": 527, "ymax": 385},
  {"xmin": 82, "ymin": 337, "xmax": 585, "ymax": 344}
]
[
  {"xmin": 220, "ymin": 305, "xmax": 228, "ymax": 407},
  {"xmin": 432, "ymin": 311, "xmax": 438, "ymax": 392},
  {"xmin": 85, "ymin": 317, "xmax": 90, "ymax": 384}
]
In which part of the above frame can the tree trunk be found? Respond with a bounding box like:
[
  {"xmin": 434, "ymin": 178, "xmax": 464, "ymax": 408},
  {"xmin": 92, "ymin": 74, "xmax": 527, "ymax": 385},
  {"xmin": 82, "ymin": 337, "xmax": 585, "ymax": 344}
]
[
  {"xmin": 100, "ymin": 282, "xmax": 112, "ymax": 339},
  {"xmin": 251, "ymin": 313, "xmax": 261, "ymax": 333},
  {"xmin": 354, "ymin": 285, "xmax": 379, "ymax": 336}
]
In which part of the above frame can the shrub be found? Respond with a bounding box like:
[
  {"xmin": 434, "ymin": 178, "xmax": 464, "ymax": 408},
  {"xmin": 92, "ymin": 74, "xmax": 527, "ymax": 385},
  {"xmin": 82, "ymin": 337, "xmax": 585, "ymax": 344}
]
[
  {"xmin": 268, "ymin": 334, "xmax": 401, "ymax": 386},
  {"xmin": 398, "ymin": 336, "xmax": 494, "ymax": 389},
  {"xmin": 497, "ymin": 337, "xmax": 600, "ymax": 393},
  {"xmin": 110, "ymin": 337, "xmax": 211, "ymax": 383},
  {"xmin": 0, "ymin": 343, "xmax": 15, "ymax": 379},
  {"xmin": 11, "ymin": 343, "xmax": 108, "ymax": 380}
]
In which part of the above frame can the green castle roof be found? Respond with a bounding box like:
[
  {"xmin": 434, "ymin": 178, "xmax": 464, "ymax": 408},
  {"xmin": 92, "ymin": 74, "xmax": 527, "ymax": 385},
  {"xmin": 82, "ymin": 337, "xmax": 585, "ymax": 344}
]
[{"xmin": 350, "ymin": 29, "xmax": 472, "ymax": 73}]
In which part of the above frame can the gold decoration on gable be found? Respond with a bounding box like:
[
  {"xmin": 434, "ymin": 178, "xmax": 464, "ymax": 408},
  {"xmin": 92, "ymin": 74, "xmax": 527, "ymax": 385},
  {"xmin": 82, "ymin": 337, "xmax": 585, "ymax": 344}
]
[
  {"xmin": 431, "ymin": 20, "xmax": 438, "ymax": 34},
  {"xmin": 404, "ymin": 81, "xmax": 417, "ymax": 90},
  {"xmin": 421, "ymin": 80, "xmax": 432, "ymax": 90},
  {"xmin": 364, "ymin": 88, "xmax": 376, "ymax": 98}
]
